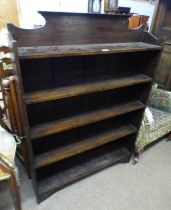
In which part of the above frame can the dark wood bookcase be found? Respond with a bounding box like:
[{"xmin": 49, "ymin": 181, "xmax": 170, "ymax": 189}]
[{"xmin": 7, "ymin": 12, "xmax": 162, "ymax": 203}]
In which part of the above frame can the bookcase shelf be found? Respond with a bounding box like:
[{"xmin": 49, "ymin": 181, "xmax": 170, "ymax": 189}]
[
  {"xmin": 37, "ymin": 145, "xmax": 131, "ymax": 203},
  {"xmin": 25, "ymin": 74, "xmax": 152, "ymax": 104},
  {"xmin": 8, "ymin": 12, "xmax": 161, "ymax": 203},
  {"xmin": 18, "ymin": 42, "xmax": 162, "ymax": 59},
  {"xmin": 30, "ymin": 101, "xmax": 144, "ymax": 139},
  {"xmin": 34, "ymin": 124, "xmax": 137, "ymax": 168}
]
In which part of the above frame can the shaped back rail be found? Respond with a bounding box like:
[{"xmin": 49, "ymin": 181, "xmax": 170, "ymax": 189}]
[{"xmin": 8, "ymin": 12, "xmax": 158, "ymax": 47}]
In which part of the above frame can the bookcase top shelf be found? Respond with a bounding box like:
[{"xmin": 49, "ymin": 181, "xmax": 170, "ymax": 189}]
[{"xmin": 18, "ymin": 42, "xmax": 162, "ymax": 59}]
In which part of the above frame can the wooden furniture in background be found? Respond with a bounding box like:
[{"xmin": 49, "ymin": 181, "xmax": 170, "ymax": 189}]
[
  {"xmin": 7, "ymin": 12, "xmax": 161, "ymax": 203},
  {"xmin": 0, "ymin": 0, "xmax": 20, "ymax": 29},
  {"xmin": 0, "ymin": 46, "xmax": 30, "ymax": 178},
  {"xmin": 129, "ymin": 15, "xmax": 149, "ymax": 30},
  {"xmin": 151, "ymin": 0, "xmax": 171, "ymax": 90},
  {"xmin": 0, "ymin": 46, "xmax": 16, "ymax": 133},
  {"xmin": 129, "ymin": 16, "xmax": 140, "ymax": 29},
  {"xmin": 0, "ymin": 126, "xmax": 21, "ymax": 210},
  {"xmin": 104, "ymin": 0, "xmax": 118, "ymax": 13},
  {"xmin": 88, "ymin": 0, "xmax": 102, "ymax": 13}
]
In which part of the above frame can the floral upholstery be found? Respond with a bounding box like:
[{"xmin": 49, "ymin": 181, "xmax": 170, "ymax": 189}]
[
  {"xmin": 148, "ymin": 83, "xmax": 171, "ymax": 112},
  {"xmin": 135, "ymin": 83, "xmax": 171, "ymax": 151}
]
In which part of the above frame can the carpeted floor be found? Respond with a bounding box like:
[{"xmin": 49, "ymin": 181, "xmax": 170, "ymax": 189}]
[{"xmin": 0, "ymin": 140, "xmax": 171, "ymax": 210}]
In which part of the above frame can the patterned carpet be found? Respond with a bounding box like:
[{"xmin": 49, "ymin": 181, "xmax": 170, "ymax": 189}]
[{"xmin": 0, "ymin": 139, "xmax": 171, "ymax": 210}]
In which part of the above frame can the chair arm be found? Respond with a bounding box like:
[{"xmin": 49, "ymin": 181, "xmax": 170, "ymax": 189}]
[
  {"xmin": 148, "ymin": 83, "xmax": 171, "ymax": 113},
  {"xmin": 0, "ymin": 153, "xmax": 20, "ymax": 185},
  {"xmin": 141, "ymin": 107, "xmax": 154, "ymax": 129},
  {"xmin": 0, "ymin": 153, "xmax": 15, "ymax": 171}
]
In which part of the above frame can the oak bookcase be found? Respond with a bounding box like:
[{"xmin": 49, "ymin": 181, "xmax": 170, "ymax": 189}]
[{"xmin": 8, "ymin": 12, "xmax": 162, "ymax": 203}]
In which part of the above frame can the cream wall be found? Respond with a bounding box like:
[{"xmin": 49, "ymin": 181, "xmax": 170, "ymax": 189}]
[
  {"xmin": 18, "ymin": 0, "xmax": 89, "ymax": 28},
  {"xmin": 18, "ymin": 0, "xmax": 155, "ymax": 29},
  {"xmin": 0, "ymin": 0, "xmax": 20, "ymax": 29}
]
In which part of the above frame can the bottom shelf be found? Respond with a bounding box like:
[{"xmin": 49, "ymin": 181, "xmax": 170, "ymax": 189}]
[{"xmin": 36, "ymin": 144, "xmax": 131, "ymax": 203}]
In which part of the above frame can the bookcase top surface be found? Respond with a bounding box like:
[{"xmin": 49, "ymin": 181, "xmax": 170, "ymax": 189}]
[{"xmin": 18, "ymin": 42, "xmax": 162, "ymax": 59}]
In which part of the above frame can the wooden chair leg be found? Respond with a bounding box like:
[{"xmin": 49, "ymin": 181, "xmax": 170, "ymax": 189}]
[
  {"xmin": 166, "ymin": 132, "xmax": 171, "ymax": 141},
  {"xmin": 132, "ymin": 146, "xmax": 144, "ymax": 164},
  {"xmin": 8, "ymin": 175, "xmax": 21, "ymax": 210}
]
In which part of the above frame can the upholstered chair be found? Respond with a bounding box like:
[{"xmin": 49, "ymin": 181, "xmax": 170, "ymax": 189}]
[{"xmin": 0, "ymin": 126, "xmax": 21, "ymax": 210}]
